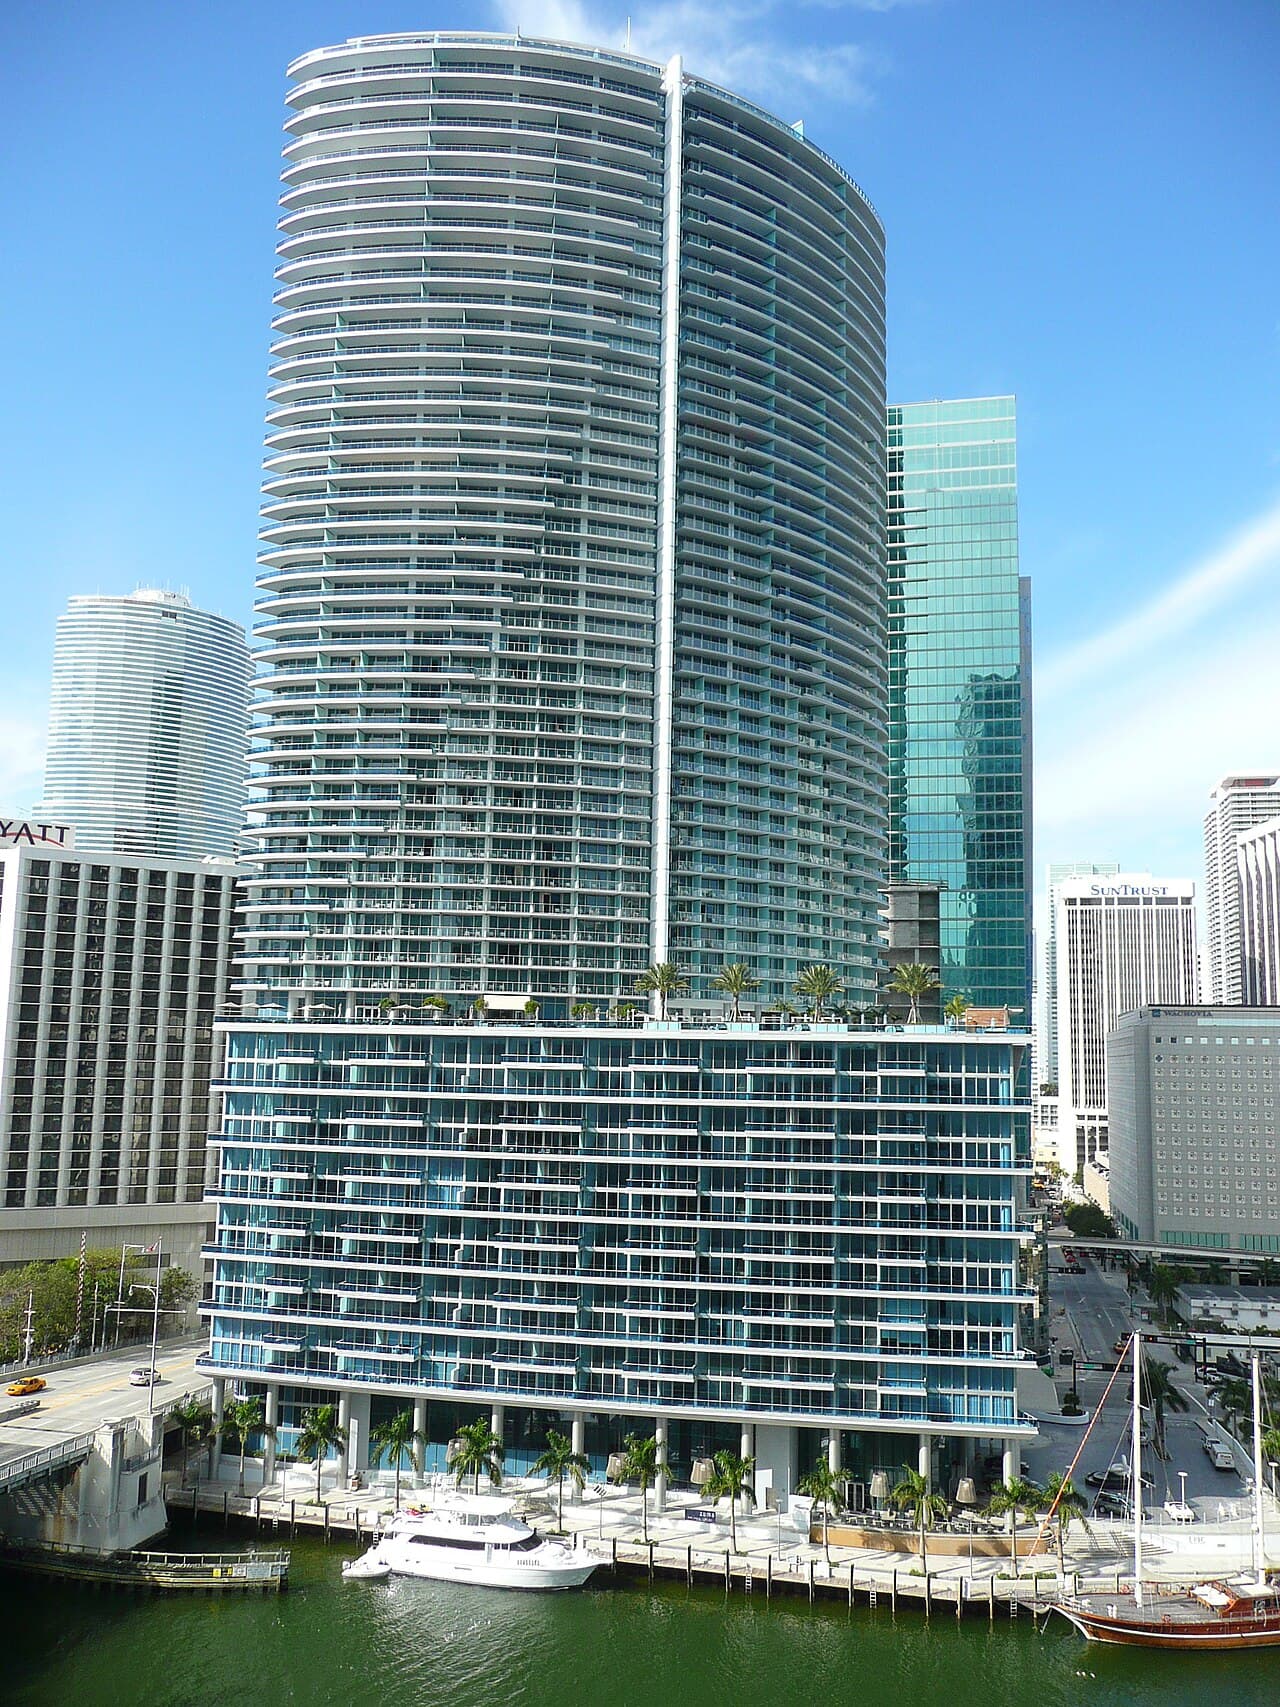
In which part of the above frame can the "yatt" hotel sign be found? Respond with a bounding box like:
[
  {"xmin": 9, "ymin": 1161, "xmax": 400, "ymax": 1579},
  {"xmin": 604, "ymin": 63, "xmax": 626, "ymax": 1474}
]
[{"xmin": 0, "ymin": 818, "xmax": 75, "ymax": 850}]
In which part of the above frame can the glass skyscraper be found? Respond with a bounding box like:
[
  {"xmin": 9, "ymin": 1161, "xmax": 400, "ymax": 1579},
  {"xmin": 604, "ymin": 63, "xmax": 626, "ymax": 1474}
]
[
  {"xmin": 887, "ymin": 398, "xmax": 1031, "ymax": 1018},
  {"xmin": 39, "ymin": 590, "xmax": 250, "ymax": 860},
  {"xmin": 245, "ymin": 32, "xmax": 887, "ymax": 1019},
  {"xmin": 202, "ymin": 35, "xmax": 1033, "ymax": 1492}
]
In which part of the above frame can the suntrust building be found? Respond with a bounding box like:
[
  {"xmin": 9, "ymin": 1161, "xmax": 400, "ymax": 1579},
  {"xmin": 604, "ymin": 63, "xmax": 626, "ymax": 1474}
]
[{"xmin": 202, "ymin": 32, "xmax": 1033, "ymax": 1500}]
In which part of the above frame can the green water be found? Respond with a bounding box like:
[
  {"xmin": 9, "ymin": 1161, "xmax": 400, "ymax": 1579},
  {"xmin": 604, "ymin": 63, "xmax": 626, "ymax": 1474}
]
[{"xmin": 3, "ymin": 1525, "xmax": 1278, "ymax": 1707}]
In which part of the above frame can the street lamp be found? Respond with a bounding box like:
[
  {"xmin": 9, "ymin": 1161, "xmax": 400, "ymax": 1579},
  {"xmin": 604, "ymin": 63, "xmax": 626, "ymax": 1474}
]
[{"xmin": 106, "ymin": 1241, "xmax": 166, "ymax": 1414}]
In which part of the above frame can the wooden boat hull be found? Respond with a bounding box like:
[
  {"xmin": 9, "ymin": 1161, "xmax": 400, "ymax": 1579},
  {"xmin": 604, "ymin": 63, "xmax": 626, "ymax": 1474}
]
[{"xmin": 1055, "ymin": 1604, "xmax": 1280, "ymax": 1649}]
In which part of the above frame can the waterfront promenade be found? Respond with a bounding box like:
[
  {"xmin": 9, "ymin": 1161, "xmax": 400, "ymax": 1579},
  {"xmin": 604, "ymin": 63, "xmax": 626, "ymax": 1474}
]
[{"xmin": 171, "ymin": 1465, "xmax": 1278, "ymax": 1613}]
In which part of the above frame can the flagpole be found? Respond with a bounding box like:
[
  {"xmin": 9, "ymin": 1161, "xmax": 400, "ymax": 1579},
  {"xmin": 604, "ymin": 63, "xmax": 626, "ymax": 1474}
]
[{"xmin": 148, "ymin": 1241, "xmax": 163, "ymax": 1416}]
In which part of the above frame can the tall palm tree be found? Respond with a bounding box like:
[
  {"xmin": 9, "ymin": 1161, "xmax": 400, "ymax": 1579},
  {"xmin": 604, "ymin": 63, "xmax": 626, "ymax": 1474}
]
[
  {"xmin": 792, "ymin": 964, "xmax": 843, "ymax": 1020},
  {"xmin": 169, "ymin": 1397, "xmax": 214, "ymax": 1486},
  {"xmin": 703, "ymin": 1449, "xmax": 756, "ymax": 1554},
  {"xmin": 447, "ymin": 1417, "xmax": 504, "ymax": 1493},
  {"xmin": 221, "ymin": 1397, "xmax": 275, "ymax": 1495},
  {"xmin": 1040, "ymin": 1470, "xmax": 1089, "ymax": 1574},
  {"xmin": 888, "ymin": 961, "xmax": 941, "ymax": 1023},
  {"xmin": 710, "ymin": 962, "xmax": 758, "ymax": 1021},
  {"xmin": 890, "ymin": 1464, "xmax": 949, "ymax": 1575},
  {"xmin": 369, "ymin": 1408, "xmax": 426, "ymax": 1511},
  {"xmin": 797, "ymin": 1459, "xmax": 846, "ymax": 1564},
  {"xmin": 943, "ymin": 992, "xmax": 969, "ymax": 1027},
  {"xmin": 634, "ymin": 962, "xmax": 688, "ymax": 1021},
  {"xmin": 296, "ymin": 1403, "xmax": 348, "ymax": 1503},
  {"xmin": 1140, "ymin": 1354, "xmax": 1188, "ymax": 1458},
  {"xmin": 1147, "ymin": 1262, "xmax": 1185, "ymax": 1328},
  {"xmin": 1215, "ymin": 1376, "xmax": 1253, "ymax": 1437},
  {"xmin": 532, "ymin": 1429, "xmax": 590, "ymax": 1532},
  {"xmin": 617, "ymin": 1432, "xmax": 659, "ymax": 1544},
  {"xmin": 986, "ymin": 1476, "xmax": 1042, "ymax": 1575}
]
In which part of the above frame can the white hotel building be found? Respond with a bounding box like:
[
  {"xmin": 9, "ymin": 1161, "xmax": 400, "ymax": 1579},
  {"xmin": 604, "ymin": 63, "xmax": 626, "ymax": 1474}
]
[
  {"xmin": 1054, "ymin": 875, "xmax": 1198, "ymax": 1174},
  {"xmin": 0, "ymin": 823, "xmax": 237, "ymax": 1273},
  {"xmin": 1237, "ymin": 816, "xmax": 1280, "ymax": 1006},
  {"xmin": 1203, "ymin": 773, "xmax": 1280, "ymax": 1004}
]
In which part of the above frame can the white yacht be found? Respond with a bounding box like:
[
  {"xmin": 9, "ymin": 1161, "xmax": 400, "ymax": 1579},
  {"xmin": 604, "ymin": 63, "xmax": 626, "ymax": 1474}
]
[{"xmin": 344, "ymin": 1495, "xmax": 600, "ymax": 1592}]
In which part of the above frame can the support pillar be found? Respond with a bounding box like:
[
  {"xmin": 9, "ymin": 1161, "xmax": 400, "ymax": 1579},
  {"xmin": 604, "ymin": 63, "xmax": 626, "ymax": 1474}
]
[
  {"xmin": 337, "ymin": 1393, "xmax": 352, "ymax": 1488},
  {"xmin": 1002, "ymin": 1439, "xmax": 1019, "ymax": 1486},
  {"xmin": 263, "ymin": 1385, "xmax": 278, "ymax": 1487},
  {"xmin": 346, "ymin": 1391, "xmax": 371, "ymax": 1481},
  {"xmin": 654, "ymin": 1416, "xmax": 668, "ymax": 1515},
  {"xmin": 740, "ymin": 1423, "xmax": 754, "ymax": 1461},
  {"xmin": 918, "ymin": 1432, "xmax": 931, "ymax": 1487},
  {"xmin": 571, "ymin": 1413, "xmax": 586, "ymax": 1501},
  {"xmin": 413, "ymin": 1398, "xmax": 428, "ymax": 1486},
  {"xmin": 491, "ymin": 1404, "xmax": 504, "ymax": 1484},
  {"xmin": 211, "ymin": 1377, "xmax": 225, "ymax": 1479},
  {"xmin": 827, "ymin": 1429, "xmax": 842, "ymax": 1475}
]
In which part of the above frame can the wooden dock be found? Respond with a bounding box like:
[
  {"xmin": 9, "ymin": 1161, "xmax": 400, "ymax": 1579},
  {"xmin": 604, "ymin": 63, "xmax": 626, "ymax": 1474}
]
[{"xmin": 0, "ymin": 1538, "xmax": 289, "ymax": 1592}]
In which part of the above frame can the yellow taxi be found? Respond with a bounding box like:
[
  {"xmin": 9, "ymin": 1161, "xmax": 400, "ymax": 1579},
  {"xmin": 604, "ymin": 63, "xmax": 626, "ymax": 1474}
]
[{"xmin": 5, "ymin": 1376, "xmax": 46, "ymax": 1397}]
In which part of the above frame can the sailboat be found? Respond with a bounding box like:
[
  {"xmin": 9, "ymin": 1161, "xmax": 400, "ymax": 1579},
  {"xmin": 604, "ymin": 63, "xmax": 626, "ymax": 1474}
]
[{"xmin": 1053, "ymin": 1332, "xmax": 1280, "ymax": 1648}]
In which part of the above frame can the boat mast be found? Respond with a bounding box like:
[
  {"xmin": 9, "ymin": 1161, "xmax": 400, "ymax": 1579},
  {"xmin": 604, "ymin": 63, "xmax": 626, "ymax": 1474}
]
[
  {"xmin": 1132, "ymin": 1329, "xmax": 1143, "ymax": 1606},
  {"xmin": 1252, "ymin": 1350, "xmax": 1267, "ymax": 1586}
]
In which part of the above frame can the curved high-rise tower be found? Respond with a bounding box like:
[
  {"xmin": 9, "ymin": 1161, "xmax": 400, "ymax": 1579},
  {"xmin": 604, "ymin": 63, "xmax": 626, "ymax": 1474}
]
[
  {"xmin": 40, "ymin": 589, "xmax": 250, "ymax": 859},
  {"xmin": 245, "ymin": 32, "xmax": 887, "ymax": 1016}
]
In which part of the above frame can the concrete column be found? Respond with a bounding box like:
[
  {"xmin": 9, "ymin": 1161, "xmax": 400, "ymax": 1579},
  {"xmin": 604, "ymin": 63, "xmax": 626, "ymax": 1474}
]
[
  {"xmin": 1002, "ymin": 1439, "xmax": 1019, "ymax": 1485},
  {"xmin": 337, "ymin": 1393, "xmax": 352, "ymax": 1488},
  {"xmin": 827, "ymin": 1429, "xmax": 842, "ymax": 1475},
  {"xmin": 654, "ymin": 1416, "xmax": 668, "ymax": 1515},
  {"xmin": 211, "ymin": 1377, "xmax": 225, "ymax": 1478},
  {"xmin": 490, "ymin": 1404, "xmax": 504, "ymax": 1484},
  {"xmin": 346, "ymin": 1391, "xmax": 371, "ymax": 1480},
  {"xmin": 740, "ymin": 1423, "xmax": 754, "ymax": 1461},
  {"xmin": 571, "ymin": 1413, "xmax": 586, "ymax": 1500},
  {"xmin": 918, "ymin": 1432, "xmax": 931, "ymax": 1487},
  {"xmin": 413, "ymin": 1398, "xmax": 428, "ymax": 1486},
  {"xmin": 263, "ymin": 1386, "xmax": 279, "ymax": 1487}
]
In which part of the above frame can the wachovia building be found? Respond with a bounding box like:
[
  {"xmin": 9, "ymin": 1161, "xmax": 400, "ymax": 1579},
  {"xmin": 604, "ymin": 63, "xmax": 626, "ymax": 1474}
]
[{"xmin": 202, "ymin": 32, "xmax": 1033, "ymax": 1501}]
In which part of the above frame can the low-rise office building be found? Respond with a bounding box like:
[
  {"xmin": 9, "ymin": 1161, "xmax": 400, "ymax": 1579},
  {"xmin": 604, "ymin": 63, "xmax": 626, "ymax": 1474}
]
[
  {"xmin": 1108, "ymin": 1006, "xmax": 1280, "ymax": 1252},
  {"xmin": 200, "ymin": 1019, "xmax": 1035, "ymax": 1498},
  {"xmin": 0, "ymin": 838, "xmax": 238, "ymax": 1274}
]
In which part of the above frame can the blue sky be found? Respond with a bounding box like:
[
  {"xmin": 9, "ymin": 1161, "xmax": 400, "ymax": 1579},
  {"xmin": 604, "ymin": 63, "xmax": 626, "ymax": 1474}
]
[{"xmin": 2, "ymin": 0, "xmax": 1278, "ymax": 906}]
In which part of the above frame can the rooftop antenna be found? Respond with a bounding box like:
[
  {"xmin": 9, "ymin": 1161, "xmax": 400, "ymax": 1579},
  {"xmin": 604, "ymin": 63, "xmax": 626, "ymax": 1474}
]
[{"xmin": 625, "ymin": 16, "xmax": 632, "ymax": 49}]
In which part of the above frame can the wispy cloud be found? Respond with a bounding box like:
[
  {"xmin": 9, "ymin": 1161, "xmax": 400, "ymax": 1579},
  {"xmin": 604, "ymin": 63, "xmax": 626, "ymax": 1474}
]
[
  {"xmin": 486, "ymin": 0, "xmax": 889, "ymax": 103},
  {"xmin": 1035, "ymin": 494, "xmax": 1280, "ymax": 890},
  {"xmin": 1038, "ymin": 496, "xmax": 1280, "ymax": 699}
]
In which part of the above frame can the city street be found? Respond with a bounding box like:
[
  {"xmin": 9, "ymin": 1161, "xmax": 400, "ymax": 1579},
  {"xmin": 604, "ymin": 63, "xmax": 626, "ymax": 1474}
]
[
  {"xmin": 0, "ymin": 1339, "xmax": 204, "ymax": 1468},
  {"xmin": 1026, "ymin": 1247, "xmax": 1253, "ymax": 1516}
]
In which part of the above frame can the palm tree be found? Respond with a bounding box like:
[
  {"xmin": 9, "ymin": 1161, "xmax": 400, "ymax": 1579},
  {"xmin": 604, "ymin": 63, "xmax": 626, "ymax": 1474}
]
[
  {"xmin": 221, "ymin": 1397, "xmax": 275, "ymax": 1495},
  {"xmin": 1147, "ymin": 1262, "xmax": 1184, "ymax": 1327},
  {"xmin": 797, "ymin": 1459, "xmax": 846, "ymax": 1564},
  {"xmin": 888, "ymin": 961, "xmax": 941, "ymax": 1023},
  {"xmin": 703, "ymin": 1449, "xmax": 756, "ymax": 1554},
  {"xmin": 1040, "ymin": 1470, "xmax": 1089, "ymax": 1574},
  {"xmin": 169, "ymin": 1397, "xmax": 214, "ymax": 1486},
  {"xmin": 471, "ymin": 995, "xmax": 489, "ymax": 1022},
  {"xmin": 447, "ymin": 1417, "xmax": 504, "ymax": 1493},
  {"xmin": 1141, "ymin": 1355, "xmax": 1188, "ymax": 1458},
  {"xmin": 610, "ymin": 1001, "xmax": 639, "ymax": 1023},
  {"xmin": 710, "ymin": 962, "xmax": 758, "ymax": 1021},
  {"xmin": 617, "ymin": 1432, "xmax": 659, "ymax": 1544},
  {"xmin": 1215, "ymin": 1376, "xmax": 1253, "ymax": 1437},
  {"xmin": 369, "ymin": 1408, "xmax": 425, "ymax": 1510},
  {"xmin": 296, "ymin": 1403, "xmax": 348, "ymax": 1504},
  {"xmin": 569, "ymin": 999, "xmax": 598, "ymax": 1020},
  {"xmin": 634, "ymin": 962, "xmax": 688, "ymax": 1021},
  {"xmin": 532, "ymin": 1429, "xmax": 589, "ymax": 1532},
  {"xmin": 890, "ymin": 1464, "xmax": 949, "ymax": 1575},
  {"xmin": 986, "ymin": 1476, "xmax": 1042, "ymax": 1575},
  {"xmin": 793, "ymin": 964, "xmax": 843, "ymax": 1020},
  {"xmin": 943, "ymin": 992, "xmax": 969, "ymax": 1027}
]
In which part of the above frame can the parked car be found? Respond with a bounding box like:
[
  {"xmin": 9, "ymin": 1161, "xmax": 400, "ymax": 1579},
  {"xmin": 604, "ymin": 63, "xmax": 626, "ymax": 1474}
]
[
  {"xmin": 1113, "ymin": 1336, "xmax": 1131, "ymax": 1356},
  {"xmin": 1203, "ymin": 1437, "xmax": 1236, "ymax": 1470},
  {"xmin": 1091, "ymin": 1491, "xmax": 1130, "ymax": 1519},
  {"xmin": 5, "ymin": 1376, "xmax": 46, "ymax": 1397},
  {"xmin": 129, "ymin": 1367, "xmax": 161, "ymax": 1387},
  {"xmin": 1087, "ymin": 1463, "xmax": 1154, "ymax": 1491}
]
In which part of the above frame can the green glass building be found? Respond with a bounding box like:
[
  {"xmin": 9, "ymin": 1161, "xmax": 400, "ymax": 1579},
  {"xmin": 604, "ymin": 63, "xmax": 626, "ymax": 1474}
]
[{"xmin": 887, "ymin": 397, "xmax": 1031, "ymax": 1018}]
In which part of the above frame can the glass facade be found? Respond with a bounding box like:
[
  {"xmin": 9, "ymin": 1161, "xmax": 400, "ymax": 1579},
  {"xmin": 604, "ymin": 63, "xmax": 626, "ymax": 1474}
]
[
  {"xmin": 887, "ymin": 397, "xmax": 1031, "ymax": 1017},
  {"xmin": 205, "ymin": 1022, "xmax": 1033, "ymax": 1443},
  {"xmin": 245, "ymin": 33, "xmax": 886, "ymax": 1019}
]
